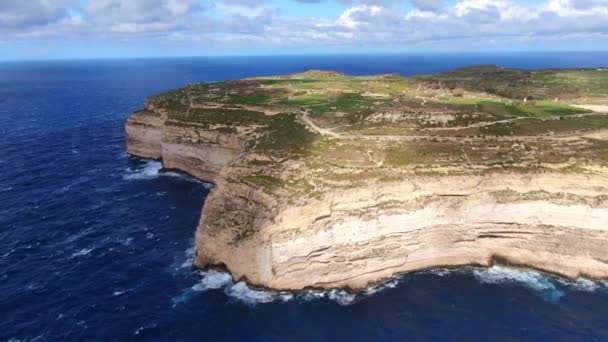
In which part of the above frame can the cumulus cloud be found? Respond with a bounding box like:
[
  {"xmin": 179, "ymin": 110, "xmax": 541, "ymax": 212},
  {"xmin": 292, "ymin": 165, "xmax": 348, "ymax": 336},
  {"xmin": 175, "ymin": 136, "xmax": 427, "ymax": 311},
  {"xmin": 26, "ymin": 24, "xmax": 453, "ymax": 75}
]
[
  {"xmin": 0, "ymin": 0, "xmax": 76, "ymax": 29},
  {"xmin": 410, "ymin": 0, "xmax": 445, "ymax": 12},
  {"xmin": 222, "ymin": 0, "xmax": 271, "ymax": 7},
  {"xmin": 2, "ymin": 0, "xmax": 608, "ymax": 51},
  {"xmin": 85, "ymin": 0, "xmax": 204, "ymax": 28},
  {"xmin": 568, "ymin": 0, "xmax": 608, "ymax": 10}
]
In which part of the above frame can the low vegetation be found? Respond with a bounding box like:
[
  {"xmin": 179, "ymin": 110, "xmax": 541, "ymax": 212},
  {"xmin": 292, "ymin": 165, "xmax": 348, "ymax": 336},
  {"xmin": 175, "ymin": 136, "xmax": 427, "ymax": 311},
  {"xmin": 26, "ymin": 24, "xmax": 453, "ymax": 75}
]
[{"xmin": 148, "ymin": 65, "xmax": 608, "ymax": 193}]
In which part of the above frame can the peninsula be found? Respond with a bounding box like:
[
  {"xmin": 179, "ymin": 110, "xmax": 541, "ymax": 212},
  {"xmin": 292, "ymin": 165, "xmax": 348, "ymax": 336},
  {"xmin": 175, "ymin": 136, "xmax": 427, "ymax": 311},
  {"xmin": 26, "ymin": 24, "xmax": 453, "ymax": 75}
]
[{"xmin": 126, "ymin": 66, "xmax": 608, "ymax": 291}]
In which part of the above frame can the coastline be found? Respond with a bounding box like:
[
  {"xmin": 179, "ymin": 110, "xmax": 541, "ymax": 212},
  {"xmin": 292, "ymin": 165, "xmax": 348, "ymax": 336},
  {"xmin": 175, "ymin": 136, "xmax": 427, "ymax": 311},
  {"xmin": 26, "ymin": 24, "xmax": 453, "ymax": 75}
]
[
  {"xmin": 125, "ymin": 67, "xmax": 608, "ymax": 292},
  {"xmin": 127, "ymin": 150, "xmax": 608, "ymax": 292}
]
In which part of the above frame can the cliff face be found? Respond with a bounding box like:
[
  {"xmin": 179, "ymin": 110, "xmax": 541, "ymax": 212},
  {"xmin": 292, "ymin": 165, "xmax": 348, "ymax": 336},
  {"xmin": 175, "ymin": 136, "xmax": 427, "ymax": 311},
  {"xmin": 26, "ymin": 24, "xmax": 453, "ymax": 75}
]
[
  {"xmin": 126, "ymin": 68, "xmax": 608, "ymax": 291},
  {"xmin": 125, "ymin": 101, "xmax": 165, "ymax": 159},
  {"xmin": 126, "ymin": 101, "xmax": 247, "ymax": 182},
  {"xmin": 189, "ymin": 173, "xmax": 608, "ymax": 291}
]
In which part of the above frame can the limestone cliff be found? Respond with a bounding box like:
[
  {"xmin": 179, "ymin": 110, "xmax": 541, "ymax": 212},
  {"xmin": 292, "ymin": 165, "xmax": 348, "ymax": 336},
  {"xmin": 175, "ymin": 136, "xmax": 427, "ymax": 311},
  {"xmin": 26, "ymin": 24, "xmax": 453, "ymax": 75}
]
[{"xmin": 126, "ymin": 67, "xmax": 608, "ymax": 290}]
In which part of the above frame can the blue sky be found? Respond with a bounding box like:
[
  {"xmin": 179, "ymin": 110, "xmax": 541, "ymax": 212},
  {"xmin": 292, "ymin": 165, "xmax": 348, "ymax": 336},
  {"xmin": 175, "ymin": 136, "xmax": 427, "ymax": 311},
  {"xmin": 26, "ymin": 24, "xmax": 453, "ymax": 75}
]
[{"xmin": 1, "ymin": 0, "xmax": 607, "ymax": 60}]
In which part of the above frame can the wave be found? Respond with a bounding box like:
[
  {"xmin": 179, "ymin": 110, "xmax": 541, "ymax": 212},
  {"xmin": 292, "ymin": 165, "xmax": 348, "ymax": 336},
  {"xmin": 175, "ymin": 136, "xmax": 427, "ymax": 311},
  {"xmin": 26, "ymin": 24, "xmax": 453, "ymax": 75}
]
[
  {"xmin": 473, "ymin": 266, "xmax": 564, "ymax": 301},
  {"xmin": 557, "ymin": 277, "xmax": 605, "ymax": 292},
  {"xmin": 180, "ymin": 269, "xmax": 435, "ymax": 306},
  {"xmin": 172, "ymin": 268, "xmax": 359, "ymax": 307},
  {"xmin": 365, "ymin": 276, "xmax": 402, "ymax": 296},
  {"xmin": 133, "ymin": 323, "xmax": 158, "ymax": 336},
  {"xmin": 1, "ymin": 248, "xmax": 15, "ymax": 259},
  {"xmin": 175, "ymin": 264, "xmax": 608, "ymax": 307},
  {"xmin": 179, "ymin": 246, "xmax": 196, "ymax": 269},
  {"xmin": 225, "ymin": 282, "xmax": 289, "ymax": 305},
  {"xmin": 70, "ymin": 248, "xmax": 93, "ymax": 259},
  {"xmin": 122, "ymin": 161, "xmax": 162, "ymax": 180},
  {"xmin": 122, "ymin": 160, "xmax": 213, "ymax": 188},
  {"xmin": 193, "ymin": 270, "xmax": 233, "ymax": 291},
  {"xmin": 174, "ymin": 244, "xmax": 608, "ymax": 307}
]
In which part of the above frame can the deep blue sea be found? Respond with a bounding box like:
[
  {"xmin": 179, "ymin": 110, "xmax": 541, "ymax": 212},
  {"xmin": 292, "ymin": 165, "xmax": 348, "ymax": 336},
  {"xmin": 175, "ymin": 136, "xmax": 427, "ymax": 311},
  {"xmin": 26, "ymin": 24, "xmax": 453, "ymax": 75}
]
[{"xmin": 2, "ymin": 53, "xmax": 608, "ymax": 341}]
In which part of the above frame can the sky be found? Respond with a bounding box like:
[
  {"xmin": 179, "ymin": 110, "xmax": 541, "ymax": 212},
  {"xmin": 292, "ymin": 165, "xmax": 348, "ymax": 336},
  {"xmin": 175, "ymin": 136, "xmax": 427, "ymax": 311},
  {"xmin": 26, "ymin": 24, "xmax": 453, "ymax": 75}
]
[{"xmin": 0, "ymin": 0, "xmax": 607, "ymax": 60}]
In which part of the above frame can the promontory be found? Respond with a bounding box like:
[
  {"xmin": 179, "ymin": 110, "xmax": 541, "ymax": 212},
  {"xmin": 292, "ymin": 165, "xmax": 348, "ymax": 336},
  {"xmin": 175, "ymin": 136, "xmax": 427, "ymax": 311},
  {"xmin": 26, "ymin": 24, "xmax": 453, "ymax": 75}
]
[{"xmin": 126, "ymin": 66, "xmax": 608, "ymax": 291}]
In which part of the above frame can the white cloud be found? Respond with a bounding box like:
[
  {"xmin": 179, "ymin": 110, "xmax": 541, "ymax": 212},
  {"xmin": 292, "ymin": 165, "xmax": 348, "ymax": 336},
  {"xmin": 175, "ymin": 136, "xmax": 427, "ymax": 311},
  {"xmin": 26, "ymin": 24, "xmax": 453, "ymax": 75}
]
[
  {"xmin": 2, "ymin": 0, "xmax": 608, "ymax": 52},
  {"xmin": 85, "ymin": 0, "xmax": 204, "ymax": 25},
  {"xmin": 337, "ymin": 5, "xmax": 385, "ymax": 28},
  {"xmin": 0, "ymin": 0, "xmax": 76, "ymax": 28}
]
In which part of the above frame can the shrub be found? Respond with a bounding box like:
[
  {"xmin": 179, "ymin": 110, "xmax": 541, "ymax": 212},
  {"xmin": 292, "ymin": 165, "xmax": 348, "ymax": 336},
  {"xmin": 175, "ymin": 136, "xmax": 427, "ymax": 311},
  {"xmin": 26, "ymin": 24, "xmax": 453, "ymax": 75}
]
[{"xmin": 452, "ymin": 88, "xmax": 465, "ymax": 97}]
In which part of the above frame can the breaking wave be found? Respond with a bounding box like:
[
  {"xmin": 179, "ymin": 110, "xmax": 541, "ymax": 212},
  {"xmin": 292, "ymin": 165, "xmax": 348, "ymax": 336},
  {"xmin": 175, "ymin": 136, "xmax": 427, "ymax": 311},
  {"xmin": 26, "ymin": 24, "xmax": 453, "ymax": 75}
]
[
  {"xmin": 473, "ymin": 266, "xmax": 564, "ymax": 301},
  {"xmin": 557, "ymin": 277, "xmax": 606, "ymax": 292},
  {"xmin": 123, "ymin": 161, "xmax": 162, "ymax": 180},
  {"xmin": 173, "ymin": 263, "xmax": 608, "ymax": 307},
  {"xmin": 70, "ymin": 248, "xmax": 93, "ymax": 259},
  {"xmin": 193, "ymin": 270, "xmax": 233, "ymax": 291},
  {"xmin": 122, "ymin": 160, "xmax": 213, "ymax": 188},
  {"xmin": 173, "ymin": 268, "xmax": 359, "ymax": 307}
]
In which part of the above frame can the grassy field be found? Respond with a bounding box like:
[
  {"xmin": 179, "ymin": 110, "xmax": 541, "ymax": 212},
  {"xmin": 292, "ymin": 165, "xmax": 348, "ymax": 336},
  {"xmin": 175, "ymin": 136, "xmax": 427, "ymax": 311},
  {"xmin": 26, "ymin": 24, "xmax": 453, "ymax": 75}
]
[
  {"xmin": 143, "ymin": 66, "xmax": 608, "ymax": 194},
  {"xmin": 448, "ymin": 98, "xmax": 590, "ymax": 118},
  {"xmin": 151, "ymin": 66, "xmax": 608, "ymax": 162},
  {"xmin": 422, "ymin": 66, "xmax": 608, "ymax": 101}
]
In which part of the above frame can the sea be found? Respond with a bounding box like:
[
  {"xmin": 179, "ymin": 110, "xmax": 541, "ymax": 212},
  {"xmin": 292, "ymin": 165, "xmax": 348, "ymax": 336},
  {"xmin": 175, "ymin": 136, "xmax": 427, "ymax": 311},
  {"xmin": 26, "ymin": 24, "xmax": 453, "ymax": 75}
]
[{"xmin": 2, "ymin": 52, "xmax": 608, "ymax": 341}]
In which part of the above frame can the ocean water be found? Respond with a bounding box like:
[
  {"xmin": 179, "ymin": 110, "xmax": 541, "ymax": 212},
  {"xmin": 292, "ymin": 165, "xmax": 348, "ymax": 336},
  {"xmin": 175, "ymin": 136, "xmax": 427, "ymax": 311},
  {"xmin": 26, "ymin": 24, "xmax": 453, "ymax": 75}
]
[{"xmin": 2, "ymin": 53, "xmax": 608, "ymax": 341}]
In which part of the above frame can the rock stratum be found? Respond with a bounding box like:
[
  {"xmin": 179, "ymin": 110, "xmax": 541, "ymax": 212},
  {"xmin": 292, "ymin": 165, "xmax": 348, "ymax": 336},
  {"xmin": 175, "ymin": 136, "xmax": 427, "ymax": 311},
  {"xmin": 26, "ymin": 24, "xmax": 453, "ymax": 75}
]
[{"xmin": 126, "ymin": 66, "xmax": 608, "ymax": 290}]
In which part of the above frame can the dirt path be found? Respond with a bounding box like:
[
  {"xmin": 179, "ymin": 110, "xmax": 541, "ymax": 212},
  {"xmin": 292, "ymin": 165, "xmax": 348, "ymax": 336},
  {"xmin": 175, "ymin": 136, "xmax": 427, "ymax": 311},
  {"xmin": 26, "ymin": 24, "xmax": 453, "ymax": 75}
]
[
  {"xmin": 420, "ymin": 111, "xmax": 608, "ymax": 132},
  {"xmin": 299, "ymin": 110, "xmax": 340, "ymax": 137},
  {"xmin": 572, "ymin": 105, "xmax": 608, "ymax": 113},
  {"xmin": 296, "ymin": 109, "xmax": 605, "ymax": 143}
]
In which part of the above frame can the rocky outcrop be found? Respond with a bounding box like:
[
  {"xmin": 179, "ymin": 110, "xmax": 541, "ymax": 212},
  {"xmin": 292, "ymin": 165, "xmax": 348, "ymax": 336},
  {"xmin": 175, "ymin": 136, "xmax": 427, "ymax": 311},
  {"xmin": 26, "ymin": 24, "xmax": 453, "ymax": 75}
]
[{"xmin": 126, "ymin": 102, "xmax": 247, "ymax": 183}]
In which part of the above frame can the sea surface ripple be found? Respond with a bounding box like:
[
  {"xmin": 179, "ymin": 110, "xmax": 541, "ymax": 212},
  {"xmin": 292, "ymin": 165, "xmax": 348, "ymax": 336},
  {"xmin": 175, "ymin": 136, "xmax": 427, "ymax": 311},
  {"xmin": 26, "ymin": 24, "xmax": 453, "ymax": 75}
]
[{"xmin": 2, "ymin": 54, "xmax": 608, "ymax": 341}]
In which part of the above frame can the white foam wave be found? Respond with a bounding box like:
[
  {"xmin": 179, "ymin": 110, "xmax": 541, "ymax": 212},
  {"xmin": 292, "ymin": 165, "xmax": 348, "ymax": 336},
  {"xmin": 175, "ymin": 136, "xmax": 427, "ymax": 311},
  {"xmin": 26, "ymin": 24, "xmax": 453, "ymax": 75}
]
[
  {"xmin": 225, "ymin": 282, "xmax": 278, "ymax": 305},
  {"xmin": 327, "ymin": 289, "xmax": 357, "ymax": 305},
  {"xmin": 176, "ymin": 243, "xmax": 607, "ymax": 307},
  {"xmin": 173, "ymin": 267, "xmax": 359, "ymax": 307},
  {"xmin": 557, "ymin": 278, "xmax": 603, "ymax": 292},
  {"xmin": 122, "ymin": 161, "xmax": 162, "ymax": 180},
  {"xmin": 422, "ymin": 268, "xmax": 457, "ymax": 277},
  {"xmin": 171, "ymin": 270, "xmax": 232, "ymax": 306},
  {"xmin": 299, "ymin": 290, "xmax": 326, "ymax": 301},
  {"xmin": 180, "ymin": 246, "xmax": 196, "ymax": 268},
  {"xmin": 133, "ymin": 323, "xmax": 158, "ymax": 336},
  {"xmin": 118, "ymin": 237, "xmax": 133, "ymax": 246},
  {"xmin": 1, "ymin": 248, "xmax": 15, "ymax": 259},
  {"xmin": 70, "ymin": 248, "xmax": 93, "ymax": 259},
  {"xmin": 365, "ymin": 277, "xmax": 401, "ymax": 296},
  {"xmin": 122, "ymin": 160, "xmax": 213, "ymax": 188},
  {"xmin": 193, "ymin": 270, "xmax": 233, "ymax": 291},
  {"xmin": 473, "ymin": 266, "xmax": 563, "ymax": 301}
]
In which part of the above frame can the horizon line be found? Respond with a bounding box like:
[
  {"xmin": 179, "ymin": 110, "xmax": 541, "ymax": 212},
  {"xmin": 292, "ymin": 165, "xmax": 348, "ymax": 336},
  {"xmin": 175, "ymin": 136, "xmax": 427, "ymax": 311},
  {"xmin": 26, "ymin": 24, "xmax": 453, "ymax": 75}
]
[{"xmin": 2, "ymin": 50, "xmax": 608, "ymax": 63}]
